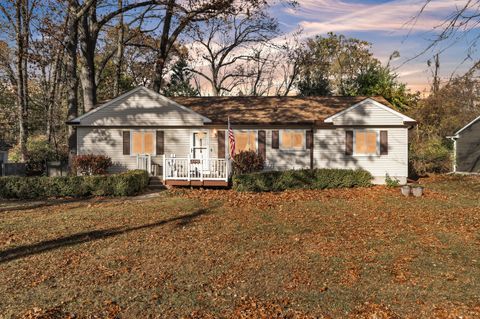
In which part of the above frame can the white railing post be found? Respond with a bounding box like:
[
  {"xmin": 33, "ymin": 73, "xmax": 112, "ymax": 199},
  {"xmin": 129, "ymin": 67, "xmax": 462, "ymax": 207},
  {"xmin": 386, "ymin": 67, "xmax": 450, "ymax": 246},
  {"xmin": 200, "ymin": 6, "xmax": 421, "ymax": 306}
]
[
  {"xmin": 225, "ymin": 159, "xmax": 229, "ymax": 182},
  {"xmin": 200, "ymin": 159, "xmax": 204, "ymax": 182},
  {"xmin": 148, "ymin": 154, "xmax": 151, "ymax": 175},
  {"xmin": 187, "ymin": 155, "xmax": 191, "ymax": 181},
  {"xmin": 163, "ymin": 155, "xmax": 166, "ymax": 181}
]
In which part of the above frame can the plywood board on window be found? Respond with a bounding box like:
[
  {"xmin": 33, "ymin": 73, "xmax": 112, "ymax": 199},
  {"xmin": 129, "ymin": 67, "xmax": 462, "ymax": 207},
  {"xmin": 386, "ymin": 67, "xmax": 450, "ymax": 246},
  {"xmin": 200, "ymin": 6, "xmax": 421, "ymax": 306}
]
[
  {"xmin": 144, "ymin": 132, "xmax": 154, "ymax": 154},
  {"xmin": 132, "ymin": 132, "xmax": 143, "ymax": 155}
]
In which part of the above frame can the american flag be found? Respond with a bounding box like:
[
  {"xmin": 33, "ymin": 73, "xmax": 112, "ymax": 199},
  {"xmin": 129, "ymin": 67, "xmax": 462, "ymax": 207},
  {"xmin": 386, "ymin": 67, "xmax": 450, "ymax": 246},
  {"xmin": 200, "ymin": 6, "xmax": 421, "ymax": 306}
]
[{"xmin": 228, "ymin": 117, "xmax": 235, "ymax": 159}]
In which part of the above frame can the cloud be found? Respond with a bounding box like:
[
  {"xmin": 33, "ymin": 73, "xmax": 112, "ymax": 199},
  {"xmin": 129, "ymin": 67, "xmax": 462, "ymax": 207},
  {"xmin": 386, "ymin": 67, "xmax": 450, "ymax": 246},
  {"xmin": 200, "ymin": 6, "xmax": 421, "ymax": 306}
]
[{"xmin": 283, "ymin": 0, "xmax": 468, "ymax": 36}]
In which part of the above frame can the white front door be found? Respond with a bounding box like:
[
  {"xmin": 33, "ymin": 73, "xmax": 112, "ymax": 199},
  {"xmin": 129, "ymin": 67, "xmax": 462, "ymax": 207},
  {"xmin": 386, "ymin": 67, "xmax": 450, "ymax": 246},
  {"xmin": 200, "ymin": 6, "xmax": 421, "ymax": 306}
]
[
  {"xmin": 192, "ymin": 131, "xmax": 208, "ymax": 159},
  {"xmin": 191, "ymin": 131, "xmax": 209, "ymax": 173}
]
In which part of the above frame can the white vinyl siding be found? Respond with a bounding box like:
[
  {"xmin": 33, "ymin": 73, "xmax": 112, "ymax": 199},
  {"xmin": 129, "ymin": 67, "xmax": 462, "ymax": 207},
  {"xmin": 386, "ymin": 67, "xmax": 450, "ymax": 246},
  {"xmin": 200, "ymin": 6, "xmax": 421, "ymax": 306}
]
[
  {"xmin": 78, "ymin": 87, "xmax": 206, "ymax": 126},
  {"xmin": 266, "ymin": 130, "xmax": 310, "ymax": 170},
  {"xmin": 77, "ymin": 128, "xmax": 194, "ymax": 173},
  {"xmin": 314, "ymin": 128, "xmax": 408, "ymax": 181},
  {"xmin": 331, "ymin": 100, "xmax": 405, "ymax": 126}
]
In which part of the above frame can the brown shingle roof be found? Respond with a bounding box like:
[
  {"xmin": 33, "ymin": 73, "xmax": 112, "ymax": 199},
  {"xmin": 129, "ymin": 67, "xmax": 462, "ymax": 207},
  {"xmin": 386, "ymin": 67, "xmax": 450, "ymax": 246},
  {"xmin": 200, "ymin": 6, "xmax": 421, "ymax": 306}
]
[{"xmin": 172, "ymin": 96, "xmax": 392, "ymax": 124}]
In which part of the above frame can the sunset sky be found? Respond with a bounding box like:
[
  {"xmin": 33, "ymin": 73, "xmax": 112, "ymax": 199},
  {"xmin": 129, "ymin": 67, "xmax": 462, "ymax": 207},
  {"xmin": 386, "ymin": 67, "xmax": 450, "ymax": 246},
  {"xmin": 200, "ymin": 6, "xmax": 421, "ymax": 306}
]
[{"xmin": 272, "ymin": 0, "xmax": 477, "ymax": 94}]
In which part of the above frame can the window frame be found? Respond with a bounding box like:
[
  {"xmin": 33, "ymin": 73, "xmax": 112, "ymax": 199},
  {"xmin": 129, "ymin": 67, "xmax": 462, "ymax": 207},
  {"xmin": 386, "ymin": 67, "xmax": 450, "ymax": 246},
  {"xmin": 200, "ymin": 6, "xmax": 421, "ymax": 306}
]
[
  {"xmin": 130, "ymin": 129, "xmax": 157, "ymax": 156},
  {"xmin": 279, "ymin": 129, "xmax": 306, "ymax": 151},
  {"xmin": 352, "ymin": 129, "xmax": 380, "ymax": 156},
  {"xmin": 233, "ymin": 130, "xmax": 258, "ymax": 154}
]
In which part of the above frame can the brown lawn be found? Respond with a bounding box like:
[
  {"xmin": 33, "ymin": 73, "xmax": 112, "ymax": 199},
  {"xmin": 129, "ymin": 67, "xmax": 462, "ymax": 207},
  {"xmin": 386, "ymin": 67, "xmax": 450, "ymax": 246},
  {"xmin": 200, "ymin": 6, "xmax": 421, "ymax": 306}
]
[{"xmin": 0, "ymin": 175, "xmax": 480, "ymax": 318}]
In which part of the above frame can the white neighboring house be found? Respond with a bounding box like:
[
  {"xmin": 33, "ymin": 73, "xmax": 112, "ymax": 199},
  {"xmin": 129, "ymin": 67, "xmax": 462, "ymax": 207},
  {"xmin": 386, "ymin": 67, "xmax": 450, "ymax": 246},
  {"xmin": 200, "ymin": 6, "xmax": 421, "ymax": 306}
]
[{"xmin": 67, "ymin": 86, "xmax": 416, "ymax": 185}]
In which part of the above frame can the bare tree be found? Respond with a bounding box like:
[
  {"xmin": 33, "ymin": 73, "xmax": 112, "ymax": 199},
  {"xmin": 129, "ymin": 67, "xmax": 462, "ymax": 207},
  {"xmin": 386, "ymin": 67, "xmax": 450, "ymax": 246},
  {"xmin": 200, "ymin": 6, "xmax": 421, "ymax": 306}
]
[
  {"xmin": 149, "ymin": 0, "xmax": 240, "ymax": 93},
  {"xmin": 78, "ymin": 0, "xmax": 160, "ymax": 112},
  {"xmin": 0, "ymin": 0, "xmax": 38, "ymax": 160},
  {"xmin": 239, "ymin": 48, "xmax": 277, "ymax": 96},
  {"xmin": 274, "ymin": 37, "xmax": 302, "ymax": 96},
  {"xmin": 188, "ymin": 7, "xmax": 278, "ymax": 96}
]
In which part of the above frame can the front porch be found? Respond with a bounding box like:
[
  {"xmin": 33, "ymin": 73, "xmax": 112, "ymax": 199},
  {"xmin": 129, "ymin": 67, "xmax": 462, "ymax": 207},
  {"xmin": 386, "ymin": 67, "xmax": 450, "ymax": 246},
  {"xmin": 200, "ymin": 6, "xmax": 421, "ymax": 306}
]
[
  {"xmin": 135, "ymin": 154, "xmax": 230, "ymax": 187},
  {"xmin": 163, "ymin": 157, "xmax": 230, "ymax": 187}
]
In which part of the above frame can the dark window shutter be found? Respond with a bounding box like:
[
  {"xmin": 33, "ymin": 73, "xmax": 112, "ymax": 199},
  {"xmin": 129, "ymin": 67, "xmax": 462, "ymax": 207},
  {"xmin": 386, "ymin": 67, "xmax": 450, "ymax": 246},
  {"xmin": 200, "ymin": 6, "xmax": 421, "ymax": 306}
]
[
  {"xmin": 380, "ymin": 130, "xmax": 388, "ymax": 155},
  {"xmin": 272, "ymin": 130, "xmax": 279, "ymax": 149},
  {"xmin": 345, "ymin": 130, "xmax": 353, "ymax": 155},
  {"xmin": 258, "ymin": 130, "xmax": 266, "ymax": 160},
  {"xmin": 123, "ymin": 131, "xmax": 130, "ymax": 155},
  {"xmin": 217, "ymin": 130, "xmax": 226, "ymax": 158},
  {"xmin": 306, "ymin": 130, "xmax": 313, "ymax": 149},
  {"xmin": 156, "ymin": 131, "xmax": 164, "ymax": 155}
]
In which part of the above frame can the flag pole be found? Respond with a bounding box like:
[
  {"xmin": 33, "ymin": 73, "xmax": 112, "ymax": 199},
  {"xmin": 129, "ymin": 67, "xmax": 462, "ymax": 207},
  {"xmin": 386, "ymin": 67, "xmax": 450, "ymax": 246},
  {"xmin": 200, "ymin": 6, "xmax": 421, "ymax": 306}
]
[{"xmin": 227, "ymin": 116, "xmax": 231, "ymax": 161}]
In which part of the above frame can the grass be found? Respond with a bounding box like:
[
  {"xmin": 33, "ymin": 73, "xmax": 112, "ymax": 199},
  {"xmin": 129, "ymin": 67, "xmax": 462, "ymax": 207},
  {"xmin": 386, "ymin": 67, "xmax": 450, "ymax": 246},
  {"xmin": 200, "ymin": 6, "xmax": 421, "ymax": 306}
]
[{"xmin": 1, "ymin": 175, "xmax": 480, "ymax": 318}]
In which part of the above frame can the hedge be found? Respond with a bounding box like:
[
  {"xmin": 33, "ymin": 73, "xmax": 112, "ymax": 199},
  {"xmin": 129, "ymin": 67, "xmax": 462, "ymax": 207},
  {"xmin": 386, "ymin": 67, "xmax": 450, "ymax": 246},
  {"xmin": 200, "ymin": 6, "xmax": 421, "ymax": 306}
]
[
  {"xmin": 0, "ymin": 170, "xmax": 149, "ymax": 199},
  {"xmin": 232, "ymin": 168, "xmax": 373, "ymax": 192}
]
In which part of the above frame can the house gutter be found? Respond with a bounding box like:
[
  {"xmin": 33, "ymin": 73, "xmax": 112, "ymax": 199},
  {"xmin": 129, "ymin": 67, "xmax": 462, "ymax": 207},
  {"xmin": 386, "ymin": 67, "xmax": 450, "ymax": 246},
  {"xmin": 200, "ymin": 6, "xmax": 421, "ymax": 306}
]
[{"xmin": 446, "ymin": 135, "xmax": 459, "ymax": 173}]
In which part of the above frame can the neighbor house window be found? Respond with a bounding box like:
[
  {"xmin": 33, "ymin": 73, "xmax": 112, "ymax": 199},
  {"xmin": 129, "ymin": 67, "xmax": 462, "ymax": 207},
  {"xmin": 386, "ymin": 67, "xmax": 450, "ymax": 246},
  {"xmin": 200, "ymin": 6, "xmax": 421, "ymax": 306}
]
[
  {"xmin": 131, "ymin": 130, "xmax": 155, "ymax": 155},
  {"xmin": 354, "ymin": 130, "xmax": 378, "ymax": 155},
  {"xmin": 235, "ymin": 131, "xmax": 256, "ymax": 154},
  {"xmin": 280, "ymin": 130, "xmax": 305, "ymax": 150}
]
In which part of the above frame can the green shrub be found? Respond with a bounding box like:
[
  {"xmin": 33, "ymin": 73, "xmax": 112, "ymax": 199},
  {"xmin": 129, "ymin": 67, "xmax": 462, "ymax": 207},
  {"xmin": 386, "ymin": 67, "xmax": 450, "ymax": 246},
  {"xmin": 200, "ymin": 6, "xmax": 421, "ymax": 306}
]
[
  {"xmin": 232, "ymin": 151, "xmax": 265, "ymax": 175},
  {"xmin": 0, "ymin": 170, "xmax": 149, "ymax": 199},
  {"xmin": 385, "ymin": 174, "xmax": 401, "ymax": 188},
  {"xmin": 233, "ymin": 168, "xmax": 373, "ymax": 192}
]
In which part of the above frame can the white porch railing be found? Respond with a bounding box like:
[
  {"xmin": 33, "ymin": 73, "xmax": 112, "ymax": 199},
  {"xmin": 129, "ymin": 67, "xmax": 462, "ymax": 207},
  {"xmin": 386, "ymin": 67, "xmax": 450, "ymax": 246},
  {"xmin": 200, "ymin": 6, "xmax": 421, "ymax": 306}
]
[
  {"xmin": 163, "ymin": 157, "xmax": 229, "ymax": 182},
  {"xmin": 136, "ymin": 154, "xmax": 152, "ymax": 173}
]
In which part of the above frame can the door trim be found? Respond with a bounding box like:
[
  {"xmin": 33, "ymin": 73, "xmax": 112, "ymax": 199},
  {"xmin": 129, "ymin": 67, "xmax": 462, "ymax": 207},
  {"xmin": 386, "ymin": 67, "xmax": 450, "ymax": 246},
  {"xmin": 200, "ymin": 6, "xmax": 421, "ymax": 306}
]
[{"xmin": 190, "ymin": 130, "xmax": 210, "ymax": 159}]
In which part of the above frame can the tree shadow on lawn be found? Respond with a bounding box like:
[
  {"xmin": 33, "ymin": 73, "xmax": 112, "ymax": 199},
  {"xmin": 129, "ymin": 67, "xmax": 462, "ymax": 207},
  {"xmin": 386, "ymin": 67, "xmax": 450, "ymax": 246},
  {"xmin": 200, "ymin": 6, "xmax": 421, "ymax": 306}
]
[{"xmin": 0, "ymin": 207, "xmax": 212, "ymax": 264}]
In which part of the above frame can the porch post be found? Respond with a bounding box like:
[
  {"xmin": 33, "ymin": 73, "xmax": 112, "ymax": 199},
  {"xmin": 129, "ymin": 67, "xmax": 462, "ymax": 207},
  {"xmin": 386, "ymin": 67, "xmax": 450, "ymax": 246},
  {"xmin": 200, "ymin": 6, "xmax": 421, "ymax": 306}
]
[
  {"xmin": 187, "ymin": 155, "xmax": 191, "ymax": 181},
  {"xmin": 162, "ymin": 155, "xmax": 166, "ymax": 181}
]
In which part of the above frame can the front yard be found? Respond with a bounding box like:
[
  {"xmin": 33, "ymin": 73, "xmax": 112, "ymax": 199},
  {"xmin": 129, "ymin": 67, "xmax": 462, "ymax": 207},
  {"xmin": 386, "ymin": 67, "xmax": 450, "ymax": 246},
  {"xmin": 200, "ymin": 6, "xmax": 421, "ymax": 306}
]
[{"xmin": 0, "ymin": 176, "xmax": 479, "ymax": 318}]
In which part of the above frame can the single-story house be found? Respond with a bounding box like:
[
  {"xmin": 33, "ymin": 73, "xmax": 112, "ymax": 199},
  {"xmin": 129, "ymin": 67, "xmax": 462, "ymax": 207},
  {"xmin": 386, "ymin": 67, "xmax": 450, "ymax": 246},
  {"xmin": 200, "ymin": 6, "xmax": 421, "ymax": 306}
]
[
  {"xmin": 67, "ymin": 86, "xmax": 416, "ymax": 185},
  {"xmin": 447, "ymin": 115, "xmax": 480, "ymax": 173}
]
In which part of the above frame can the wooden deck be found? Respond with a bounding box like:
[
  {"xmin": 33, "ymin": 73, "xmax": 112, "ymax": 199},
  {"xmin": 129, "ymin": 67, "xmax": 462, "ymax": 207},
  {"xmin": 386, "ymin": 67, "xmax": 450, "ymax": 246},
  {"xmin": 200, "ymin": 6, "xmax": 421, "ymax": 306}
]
[{"xmin": 164, "ymin": 179, "xmax": 229, "ymax": 187}]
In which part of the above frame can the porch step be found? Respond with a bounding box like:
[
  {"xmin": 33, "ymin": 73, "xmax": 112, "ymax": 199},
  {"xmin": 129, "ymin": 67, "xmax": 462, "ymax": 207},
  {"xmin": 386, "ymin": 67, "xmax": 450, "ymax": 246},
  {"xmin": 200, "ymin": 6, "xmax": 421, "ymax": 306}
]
[{"xmin": 148, "ymin": 176, "xmax": 166, "ymax": 190}]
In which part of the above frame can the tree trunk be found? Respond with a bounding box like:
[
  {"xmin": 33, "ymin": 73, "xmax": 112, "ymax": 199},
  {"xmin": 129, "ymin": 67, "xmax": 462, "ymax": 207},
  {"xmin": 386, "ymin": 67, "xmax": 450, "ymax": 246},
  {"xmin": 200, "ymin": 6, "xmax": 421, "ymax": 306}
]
[
  {"xmin": 79, "ymin": 55, "xmax": 97, "ymax": 112},
  {"xmin": 65, "ymin": 3, "xmax": 79, "ymax": 163},
  {"xmin": 152, "ymin": 0, "xmax": 175, "ymax": 92},
  {"xmin": 113, "ymin": 0, "xmax": 124, "ymax": 96},
  {"xmin": 15, "ymin": 0, "xmax": 28, "ymax": 162},
  {"xmin": 46, "ymin": 47, "xmax": 64, "ymax": 142},
  {"xmin": 79, "ymin": 6, "xmax": 98, "ymax": 112}
]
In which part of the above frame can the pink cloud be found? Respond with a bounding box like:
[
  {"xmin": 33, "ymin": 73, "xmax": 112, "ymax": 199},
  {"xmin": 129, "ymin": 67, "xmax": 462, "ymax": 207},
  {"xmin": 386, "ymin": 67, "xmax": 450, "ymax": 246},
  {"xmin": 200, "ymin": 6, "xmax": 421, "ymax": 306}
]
[{"xmin": 286, "ymin": 0, "xmax": 469, "ymax": 36}]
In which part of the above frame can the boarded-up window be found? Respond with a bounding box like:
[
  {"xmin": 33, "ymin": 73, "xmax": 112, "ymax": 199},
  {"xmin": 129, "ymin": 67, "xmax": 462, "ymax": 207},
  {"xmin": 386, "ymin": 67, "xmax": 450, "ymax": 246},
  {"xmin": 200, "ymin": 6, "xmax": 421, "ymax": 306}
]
[
  {"xmin": 280, "ymin": 130, "xmax": 305, "ymax": 150},
  {"xmin": 235, "ymin": 131, "xmax": 256, "ymax": 154},
  {"xmin": 144, "ymin": 132, "xmax": 154, "ymax": 154},
  {"xmin": 354, "ymin": 131, "xmax": 378, "ymax": 155},
  {"xmin": 131, "ymin": 131, "xmax": 155, "ymax": 155}
]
